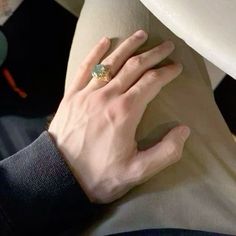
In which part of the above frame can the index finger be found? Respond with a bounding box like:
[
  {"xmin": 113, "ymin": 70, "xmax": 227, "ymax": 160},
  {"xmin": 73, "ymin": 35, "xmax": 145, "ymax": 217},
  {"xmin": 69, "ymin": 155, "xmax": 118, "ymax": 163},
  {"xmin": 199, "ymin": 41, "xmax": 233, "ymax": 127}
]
[{"xmin": 66, "ymin": 37, "xmax": 111, "ymax": 94}]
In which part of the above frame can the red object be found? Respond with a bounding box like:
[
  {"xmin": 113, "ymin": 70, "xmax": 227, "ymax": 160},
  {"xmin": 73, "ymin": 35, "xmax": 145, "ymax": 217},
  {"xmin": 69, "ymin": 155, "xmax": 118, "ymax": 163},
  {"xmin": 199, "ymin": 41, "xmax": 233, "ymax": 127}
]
[{"xmin": 2, "ymin": 67, "xmax": 27, "ymax": 98}]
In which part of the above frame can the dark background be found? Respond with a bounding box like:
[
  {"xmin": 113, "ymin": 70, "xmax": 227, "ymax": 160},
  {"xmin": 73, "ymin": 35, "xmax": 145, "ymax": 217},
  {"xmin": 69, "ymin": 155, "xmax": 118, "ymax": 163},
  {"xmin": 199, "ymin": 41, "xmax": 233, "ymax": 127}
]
[{"xmin": 0, "ymin": 0, "xmax": 77, "ymax": 116}]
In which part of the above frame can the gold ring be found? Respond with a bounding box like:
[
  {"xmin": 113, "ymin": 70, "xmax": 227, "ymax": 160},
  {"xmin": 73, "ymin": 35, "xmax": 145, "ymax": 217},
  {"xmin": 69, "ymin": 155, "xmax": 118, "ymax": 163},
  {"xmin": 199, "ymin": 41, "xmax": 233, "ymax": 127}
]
[{"xmin": 92, "ymin": 64, "xmax": 111, "ymax": 83}]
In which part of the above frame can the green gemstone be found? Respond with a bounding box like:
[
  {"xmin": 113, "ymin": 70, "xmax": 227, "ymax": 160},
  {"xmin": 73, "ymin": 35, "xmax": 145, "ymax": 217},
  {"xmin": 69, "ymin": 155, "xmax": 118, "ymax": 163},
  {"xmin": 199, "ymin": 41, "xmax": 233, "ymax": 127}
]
[{"xmin": 92, "ymin": 64, "xmax": 106, "ymax": 77}]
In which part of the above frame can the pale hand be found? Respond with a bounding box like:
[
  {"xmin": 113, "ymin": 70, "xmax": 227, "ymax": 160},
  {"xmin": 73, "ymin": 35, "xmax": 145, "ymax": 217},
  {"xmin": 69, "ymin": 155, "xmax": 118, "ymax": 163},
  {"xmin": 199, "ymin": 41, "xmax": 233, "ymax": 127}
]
[{"xmin": 49, "ymin": 30, "xmax": 190, "ymax": 204}]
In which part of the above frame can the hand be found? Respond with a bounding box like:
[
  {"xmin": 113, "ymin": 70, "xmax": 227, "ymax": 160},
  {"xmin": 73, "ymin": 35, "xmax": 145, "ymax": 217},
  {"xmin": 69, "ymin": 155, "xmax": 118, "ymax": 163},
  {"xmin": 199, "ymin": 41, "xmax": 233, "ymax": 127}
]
[{"xmin": 48, "ymin": 30, "xmax": 190, "ymax": 204}]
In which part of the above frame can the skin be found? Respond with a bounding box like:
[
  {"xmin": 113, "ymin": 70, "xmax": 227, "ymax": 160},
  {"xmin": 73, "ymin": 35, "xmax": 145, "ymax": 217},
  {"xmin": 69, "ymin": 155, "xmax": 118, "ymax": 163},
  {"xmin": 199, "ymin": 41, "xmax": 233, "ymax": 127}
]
[{"xmin": 48, "ymin": 30, "xmax": 191, "ymax": 204}]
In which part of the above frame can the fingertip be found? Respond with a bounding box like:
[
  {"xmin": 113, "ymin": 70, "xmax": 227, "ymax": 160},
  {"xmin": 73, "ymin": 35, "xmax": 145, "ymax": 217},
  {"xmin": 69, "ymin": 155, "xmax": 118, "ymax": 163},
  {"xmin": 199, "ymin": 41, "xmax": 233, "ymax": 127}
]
[
  {"xmin": 176, "ymin": 62, "xmax": 183, "ymax": 71},
  {"xmin": 164, "ymin": 40, "xmax": 175, "ymax": 51},
  {"xmin": 179, "ymin": 125, "xmax": 191, "ymax": 140},
  {"xmin": 134, "ymin": 30, "xmax": 148, "ymax": 39},
  {"xmin": 100, "ymin": 36, "xmax": 110, "ymax": 45},
  {"xmin": 169, "ymin": 62, "xmax": 183, "ymax": 75}
]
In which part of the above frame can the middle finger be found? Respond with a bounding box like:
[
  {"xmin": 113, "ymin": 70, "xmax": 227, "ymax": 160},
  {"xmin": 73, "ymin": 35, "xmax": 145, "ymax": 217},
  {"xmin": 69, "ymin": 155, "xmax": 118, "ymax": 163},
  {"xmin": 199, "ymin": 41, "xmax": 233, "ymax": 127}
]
[
  {"xmin": 108, "ymin": 40, "xmax": 175, "ymax": 93},
  {"xmin": 101, "ymin": 30, "xmax": 148, "ymax": 77}
]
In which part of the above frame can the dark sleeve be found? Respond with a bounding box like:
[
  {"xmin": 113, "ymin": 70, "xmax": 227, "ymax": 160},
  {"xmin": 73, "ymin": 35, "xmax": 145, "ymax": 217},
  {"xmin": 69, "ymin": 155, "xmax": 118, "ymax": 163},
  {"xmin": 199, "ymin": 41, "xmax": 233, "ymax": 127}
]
[{"xmin": 0, "ymin": 131, "xmax": 101, "ymax": 235}]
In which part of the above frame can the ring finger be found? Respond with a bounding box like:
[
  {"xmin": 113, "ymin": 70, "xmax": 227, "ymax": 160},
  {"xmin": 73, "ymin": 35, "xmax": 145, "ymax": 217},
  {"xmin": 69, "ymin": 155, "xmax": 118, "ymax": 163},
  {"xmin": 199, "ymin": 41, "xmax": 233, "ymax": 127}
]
[{"xmin": 108, "ymin": 40, "xmax": 175, "ymax": 94}]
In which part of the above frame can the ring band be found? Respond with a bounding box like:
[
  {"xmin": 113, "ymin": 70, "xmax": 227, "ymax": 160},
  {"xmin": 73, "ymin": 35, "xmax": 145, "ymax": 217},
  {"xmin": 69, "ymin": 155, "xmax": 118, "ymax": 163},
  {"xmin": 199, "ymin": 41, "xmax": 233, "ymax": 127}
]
[{"xmin": 92, "ymin": 64, "xmax": 111, "ymax": 83}]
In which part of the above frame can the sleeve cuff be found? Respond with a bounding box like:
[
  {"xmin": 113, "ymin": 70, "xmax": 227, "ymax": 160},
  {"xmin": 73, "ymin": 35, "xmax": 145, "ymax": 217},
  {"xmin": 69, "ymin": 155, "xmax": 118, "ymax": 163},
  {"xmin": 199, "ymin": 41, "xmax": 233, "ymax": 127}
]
[{"xmin": 0, "ymin": 131, "xmax": 102, "ymax": 234}]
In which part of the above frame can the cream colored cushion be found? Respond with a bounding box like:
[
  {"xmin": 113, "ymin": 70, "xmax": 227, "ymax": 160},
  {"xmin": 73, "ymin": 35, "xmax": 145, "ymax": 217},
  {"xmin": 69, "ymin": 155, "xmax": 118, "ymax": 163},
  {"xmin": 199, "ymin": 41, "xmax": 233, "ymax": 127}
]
[{"xmin": 140, "ymin": 0, "xmax": 236, "ymax": 80}]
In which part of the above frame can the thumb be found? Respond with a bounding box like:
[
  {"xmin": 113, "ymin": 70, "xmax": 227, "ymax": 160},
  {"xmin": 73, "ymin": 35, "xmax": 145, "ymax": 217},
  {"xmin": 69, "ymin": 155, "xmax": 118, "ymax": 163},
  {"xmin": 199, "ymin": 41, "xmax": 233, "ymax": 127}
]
[{"xmin": 129, "ymin": 125, "xmax": 191, "ymax": 185}]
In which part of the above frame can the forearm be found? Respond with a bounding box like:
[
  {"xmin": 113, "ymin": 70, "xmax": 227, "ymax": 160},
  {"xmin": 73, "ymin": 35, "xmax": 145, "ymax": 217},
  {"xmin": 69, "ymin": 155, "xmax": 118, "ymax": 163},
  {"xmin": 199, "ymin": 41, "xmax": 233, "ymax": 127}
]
[{"xmin": 0, "ymin": 132, "xmax": 100, "ymax": 235}]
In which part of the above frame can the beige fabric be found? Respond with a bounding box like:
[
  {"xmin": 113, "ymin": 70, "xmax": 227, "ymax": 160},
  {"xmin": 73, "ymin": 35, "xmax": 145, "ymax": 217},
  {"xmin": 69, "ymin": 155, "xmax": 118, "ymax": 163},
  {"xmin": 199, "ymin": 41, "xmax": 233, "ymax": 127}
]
[
  {"xmin": 64, "ymin": 0, "xmax": 236, "ymax": 235},
  {"xmin": 0, "ymin": 0, "xmax": 23, "ymax": 25},
  {"xmin": 55, "ymin": 0, "xmax": 84, "ymax": 17}
]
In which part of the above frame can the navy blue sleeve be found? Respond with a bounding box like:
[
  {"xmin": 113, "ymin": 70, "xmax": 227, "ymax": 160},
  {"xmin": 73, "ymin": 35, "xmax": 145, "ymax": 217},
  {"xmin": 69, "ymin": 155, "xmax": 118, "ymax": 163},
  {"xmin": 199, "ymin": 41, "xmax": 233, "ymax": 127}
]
[{"xmin": 0, "ymin": 131, "xmax": 101, "ymax": 235}]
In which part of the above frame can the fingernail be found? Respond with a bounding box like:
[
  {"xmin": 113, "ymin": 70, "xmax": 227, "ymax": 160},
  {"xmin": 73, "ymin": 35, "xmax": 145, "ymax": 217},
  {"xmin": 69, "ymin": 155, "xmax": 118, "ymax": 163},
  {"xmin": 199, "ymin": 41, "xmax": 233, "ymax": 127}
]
[
  {"xmin": 134, "ymin": 30, "xmax": 147, "ymax": 39},
  {"xmin": 164, "ymin": 40, "xmax": 175, "ymax": 50},
  {"xmin": 180, "ymin": 126, "xmax": 191, "ymax": 139},
  {"xmin": 175, "ymin": 62, "xmax": 183, "ymax": 71},
  {"xmin": 100, "ymin": 37, "xmax": 109, "ymax": 44}
]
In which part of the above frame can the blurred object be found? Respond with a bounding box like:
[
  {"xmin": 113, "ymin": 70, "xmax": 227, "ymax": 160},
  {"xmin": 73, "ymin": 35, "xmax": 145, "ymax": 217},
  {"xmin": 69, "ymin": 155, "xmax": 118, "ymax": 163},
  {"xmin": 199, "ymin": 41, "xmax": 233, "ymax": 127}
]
[
  {"xmin": 214, "ymin": 75, "xmax": 236, "ymax": 135},
  {"xmin": 140, "ymin": 0, "xmax": 236, "ymax": 80},
  {"xmin": 0, "ymin": 0, "xmax": 77, "ymax": 117},
  {"xmin": 0, "ymin": 30, "xmax": 7, "ymax": 65},
  {"xmin": 2, "ymin": 67, "xmax": 27, "ymax": 98}
]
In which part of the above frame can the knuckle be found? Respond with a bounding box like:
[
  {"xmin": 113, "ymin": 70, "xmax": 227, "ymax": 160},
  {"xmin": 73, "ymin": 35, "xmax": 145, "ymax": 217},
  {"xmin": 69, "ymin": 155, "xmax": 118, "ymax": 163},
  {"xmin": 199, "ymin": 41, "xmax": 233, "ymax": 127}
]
[
  {"xmin": 96, "ymin": 91, "xmax": 109, "ymax": 103},
  {"xmin": 104, "ymin": 97, "xmax": 130, "ymax": 123},
  {"xmin": 90, "ymin": 90, "xmax": 109, "ymax": 104},
  {"xmin": 85, "ymin": 91, "xmax": 109, "ymax": 113},
  {"xmin": 102, "ymin": 58, "xmax": 114, "ymax": 69},
  {"xmin": 146, "ymin": 70, "xmax": 161, "ymax": 79},
  {"xmin": 146, "ymin": 70, "xmax": 163, "ymax": 89},
  {"xmin": 127, "ymin": 56, "xmax": 143, "ymax": 68},
  {"xmin": 112, "ymin": 78, "xmax": 123, "ymax": 91},
  {"xmin": 117, "ymin": 97, "xmax": 131, "ymax": 113}
]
